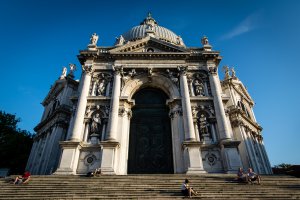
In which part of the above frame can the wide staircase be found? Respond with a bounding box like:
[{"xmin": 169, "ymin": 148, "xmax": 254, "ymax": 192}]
[{"xmin": 0, "ymin": 174, "xmax": 300, "ymax": 199}]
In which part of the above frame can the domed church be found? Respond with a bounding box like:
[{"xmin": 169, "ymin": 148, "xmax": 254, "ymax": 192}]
[{"xmin": 26, "ymin": 14, "xmax": 272, "ymax": 175}]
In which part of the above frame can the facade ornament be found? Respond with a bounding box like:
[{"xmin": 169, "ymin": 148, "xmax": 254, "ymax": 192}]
[
  {"xmin": 147, "ymin": 68, "xmax": 153, "ymax": 77},
  {"xmin": 193, "ymin": 79, "xmax": 205, "ymax": 96},
  {"xmin": 82, "ymin": 64, "xmax": 94, "ymax": 75},
  {"xmin": 115, "ymin": 35, "xmax": 125, "ymax": 46},
  {"xmin": 169, "ymin": 106, "xmax": 182, "ymax": 119},
  {"xmin": 85, "ymin": 105, "xmax": 92, "ymax": 117},
  {"xmin": 166, "ymin": 69, "xmax": 179, "ymax": 84},
  {"xmin": 199, "ymin": 114, "xmax": 209, "ymax": 134},
  {"xmin": 208, "ymin": 105, "xmax": 215, "ymax": 116},
  {"xmin": 208, "ymin": 66, "xmax": 217, "ymax": 74},
  {"xmin": 90, "ymin": 33, "xmax": 99, "ymax": 46},
  {"xmin": 90, "ymin": 113, "xmax": 102, "ymax": 134},
  {"xmin": 122, "ymin": 69, "xmax": 137, "ymax": 82},
  {"xmin": 191, "ymin": 106, "xmax": 197, "ymax": 118},
  {"xmin": 60, "ymin": 67, "xmax": 67, "ymax": 79},
  {"xmin": 177, "ymin": 65, "xmax": 187, "ymax": 75}
]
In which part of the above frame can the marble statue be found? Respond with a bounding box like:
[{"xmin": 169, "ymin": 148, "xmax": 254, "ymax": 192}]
[
  {"xmin": 199, "ymin": 114, "xmax": 209, "ymax": 135},
  {"xmin": 60, "ymin": 67, "xmax": 67, "ymax": 79},
  {"xmin": 194, "ymin": 79, "xmax": 205, "ymax": 96},
  {"xmin": 201, "ymin": 36, "xmax": 209, "ymax": 46},
  {"xmin": 91, "ymin": 113, "xmax": 101, "ymax": 134},
  {"xmin": 90, "ymin": 33, "xmax": 99, "ymax": 45},
  {"xmin": 115, "ymin": 35, "xmax": 125, "ymax": 46},
  {"xmin": 97, "ymin": 79, "xmax": 106, "ymax": 96}
]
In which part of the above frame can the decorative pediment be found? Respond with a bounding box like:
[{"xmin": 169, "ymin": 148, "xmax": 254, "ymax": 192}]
[
  {"xmin": 234, "ymin": 82, "xmax": 253, "ymax": 102},
  {"xmin": 109, "ymin": 36, "xmax": 187, "ymax": 53}
]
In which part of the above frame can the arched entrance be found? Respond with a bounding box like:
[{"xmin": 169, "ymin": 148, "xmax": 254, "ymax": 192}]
[{"xmin": 128, "ymin": 87, "xmax": 174, "ymax": 174}]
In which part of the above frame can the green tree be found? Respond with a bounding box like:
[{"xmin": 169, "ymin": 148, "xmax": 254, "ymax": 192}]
[
  {"xmin": 0, "ymin": 111, "xmax": 34, "ymax": 174},
  {"xmin": 274, "ymin": 163, "xmax": 292, "ymax": 169}
]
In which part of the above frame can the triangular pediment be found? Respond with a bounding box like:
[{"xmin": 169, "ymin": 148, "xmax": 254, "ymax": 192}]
[
  {"xmin": 233, "ymin": 81, "xmax": 253, "ymax": 102},
  {"xmin": 109, "ymin": 36, "xmax": 187, "ymax": 53}
]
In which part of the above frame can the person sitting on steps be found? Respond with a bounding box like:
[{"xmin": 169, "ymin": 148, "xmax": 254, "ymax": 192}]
[
  {"xmin": 236, "ymin": 167, "xmax": 247, "ymax": 183},
  {"xmin": 247, "ymin": 168, "xmax": 261, "ymax": 184},
  {"xmin": 14, "ymin": 171, "xmax": 31, "ymax": 184},
  {"xmin": 181, "ymin": 178, "xmax": 198, "ymax": 198}
]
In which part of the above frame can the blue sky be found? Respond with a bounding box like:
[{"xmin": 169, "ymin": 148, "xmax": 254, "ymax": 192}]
[{"xmin": 0, "ymin": 0, "xmax": 299, "ymax": 166}]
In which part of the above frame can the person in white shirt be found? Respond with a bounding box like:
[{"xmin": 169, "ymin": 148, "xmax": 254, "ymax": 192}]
[{"xmin": 181, "ymin": 178, "xmax": 198, "ymax": 198}]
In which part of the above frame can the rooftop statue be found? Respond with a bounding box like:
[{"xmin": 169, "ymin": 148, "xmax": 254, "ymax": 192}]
[{"xmin": 90, "ymin": 33, "xmax": 99, "ymax": 45}]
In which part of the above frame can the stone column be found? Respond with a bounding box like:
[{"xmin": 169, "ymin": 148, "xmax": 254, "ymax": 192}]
[
  {"xmin": 179, "ymin": 66, "xmax": 196, "ymax": 141},
  {"xmin": 69, "ymin": 64, "xmax": 94, "ymax": 141},
  {"xmin": 55, "ymin": 64, "xmax": 94, "ymax": 175},
  {"xmin": 208, "ymin": 66, "xmax": 231, "ymax": 140},
  {"xmin": 105, "ymin": 67, "xmax": 121, "ymax": 141},
  {"xmin": 208, "ymin": 65, "xmax": 242, "ymax": 173},
  {"xmin": 100, "ymin": 66, "xmax": 121, "ymax": 174},
  {"xmin": 178, "ymin": 66, "xmax": 204, "ymax": 174}
]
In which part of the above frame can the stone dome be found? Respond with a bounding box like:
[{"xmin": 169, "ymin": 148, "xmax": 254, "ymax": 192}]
[{"xmin": 120, "ymin": 13, "xmax": 185, "ymax": 47}]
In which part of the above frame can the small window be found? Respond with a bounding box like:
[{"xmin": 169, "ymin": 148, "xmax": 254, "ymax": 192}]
[{"xmin": 147, "ymin": 48, "xmax": 154, "ymax": 52}]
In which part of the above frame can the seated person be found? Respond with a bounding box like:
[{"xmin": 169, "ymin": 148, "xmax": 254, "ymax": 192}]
[
  {"xmin": 247, "ymin": 168, "xmax": 261, "ymax": 184},
  {"xmin": 93, "ymin": 168, "xmax": 102, "ymax": 176},
  {"xmin": 181, "ymin": 178, "xmax": 198, "ymax": 198},
  {"xmin": 14, "ymin": 171, "xmax": 31, "ymax": 184},
  {"xmin": 236, "ymin": 167, "xmax": 247, "ymax": 182}
]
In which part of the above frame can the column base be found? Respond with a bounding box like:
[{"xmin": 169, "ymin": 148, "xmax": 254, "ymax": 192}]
[
  {"xmin": 182, "ymin": 141, "xmax": 206, "ymax": 174},
  {"xmin": 54, "ymin": 141, "xmax": 81, "ymax": 175},
  {"xmin": 100, "ymin": 141, "xmax": 120, "ymax": 175},
  {"xmin": 220, "ymin": 140, "xmax": 242, "ymax": 173}
]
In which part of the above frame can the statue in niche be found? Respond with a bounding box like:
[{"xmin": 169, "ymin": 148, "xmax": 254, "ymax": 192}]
[
  {"xmin": 199, "ymin": 114, "xmax": 209, "ymax": 140},
  {"xmin": 90, "ymin": 33, "xmax": 99, "ymax": 45},
  {"xmin": 194, "ymin": 79, "xmax": 205, "ymax": 96},
  {"xmin": 90, "ymin": 113, "xmax": 102, "ymax": 134},
  {"xmin": 96, "ymin": 79, "xmax": 106, "ymax": 96}
]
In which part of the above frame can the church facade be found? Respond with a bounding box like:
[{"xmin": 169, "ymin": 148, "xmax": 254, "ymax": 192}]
[{"xmin": 26, "ymin": 14, "xmax": 272, "ymax": 175}]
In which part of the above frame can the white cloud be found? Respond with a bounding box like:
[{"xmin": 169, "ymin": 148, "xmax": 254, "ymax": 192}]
[{"xmin": 220, "ymin": 11, "xmax": 262, "ymax": 40}]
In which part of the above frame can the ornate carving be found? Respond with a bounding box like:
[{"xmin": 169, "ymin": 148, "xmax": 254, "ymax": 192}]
[
  {"xmin": 82, "ymin": 64, "xmax": 94, "ymax": 75},
  {"xmin": 177, "ymin": 65, "xmax": 187, "ymax": 75},
  {"xmin": 118, "ymin": 108, "xmax": 132, "ymax": 119},
  {"xmin": 166, "ymin": 69, "xmax": 179, "ymax": 84},
  {"xmin": 208, "ymin": 66, "xmax": 217, "ymax": 74},
  {"xmin": 169, "ymin": 107, "xmax": 182, "ymax": 119},
  {"xmin": 85, "ymin": 105, "xmax": 110, "ymax": 118},
  {"xmin": 205, "ymin": 151, "xmax": 218, "ymax": 166}
]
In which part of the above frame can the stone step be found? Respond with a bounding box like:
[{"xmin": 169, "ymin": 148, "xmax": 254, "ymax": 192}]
[{"xmin": 1, "ymin": 174, "xmax": 299, "ymax": 199}]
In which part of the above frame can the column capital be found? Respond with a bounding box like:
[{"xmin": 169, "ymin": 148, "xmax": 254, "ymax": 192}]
[
  {"xmin": 208, "ymin": 66, "xmax": 217, "ymax": 75},
  {"xmin": 82, "ymin": 64, "xmax": 94, "ymax": 75},
  {"xmin": 112, "ymin": 65, "xmax": 123, "ymax": 75},
  {"xmin": 177, "ymin": 65, "xmax": 188, "ymax": 75}
]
